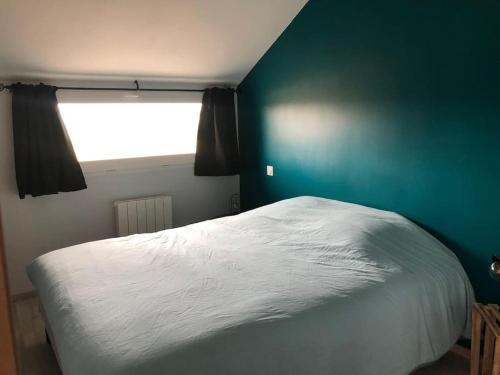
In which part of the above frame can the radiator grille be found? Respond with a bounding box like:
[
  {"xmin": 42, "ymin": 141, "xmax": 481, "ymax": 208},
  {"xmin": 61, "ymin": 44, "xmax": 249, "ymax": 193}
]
[{"xmin": 114, "ymin": 195, "xmax": 172, "ymax": 237}]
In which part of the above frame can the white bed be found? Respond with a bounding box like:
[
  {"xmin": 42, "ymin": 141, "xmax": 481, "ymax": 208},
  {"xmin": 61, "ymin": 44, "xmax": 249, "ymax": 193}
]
[{"xmin": 27, "ymin": 196, "xmax": 474, "ymax": 375}]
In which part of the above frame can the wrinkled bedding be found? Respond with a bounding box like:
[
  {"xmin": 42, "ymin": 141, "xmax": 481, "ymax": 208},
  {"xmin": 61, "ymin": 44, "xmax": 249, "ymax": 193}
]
[{"xmin": 27, "ymin": 196, "xmax": 474, "ymax": 375}]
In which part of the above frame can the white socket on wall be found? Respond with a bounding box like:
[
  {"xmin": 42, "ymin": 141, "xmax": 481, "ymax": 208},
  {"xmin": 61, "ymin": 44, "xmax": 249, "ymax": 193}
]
[{"xmin": 266, "ymin": 165, "xmax": 274, "ymax": 176}]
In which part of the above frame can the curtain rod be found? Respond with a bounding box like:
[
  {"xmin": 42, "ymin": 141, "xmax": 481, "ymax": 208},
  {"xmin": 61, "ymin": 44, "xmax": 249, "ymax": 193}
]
[{"xmin": 0, "ymin": 80, "xmax": 230, "ymax": 93}]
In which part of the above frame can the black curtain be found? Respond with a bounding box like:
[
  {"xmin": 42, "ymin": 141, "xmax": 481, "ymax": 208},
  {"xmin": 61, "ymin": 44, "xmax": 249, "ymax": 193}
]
[
  {"xmin": 194, "ymin": 88, "xmax": 239, "ymax": 176},
  {"xmin": 10, "ymin": 84, "xmax": 87, "ymax": 199}
]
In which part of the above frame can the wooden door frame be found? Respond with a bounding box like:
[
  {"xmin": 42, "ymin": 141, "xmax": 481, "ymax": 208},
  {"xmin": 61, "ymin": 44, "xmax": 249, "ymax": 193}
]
[{"xmin": 0, "ymin": 210, "xmax": 19, "ymax": 375}]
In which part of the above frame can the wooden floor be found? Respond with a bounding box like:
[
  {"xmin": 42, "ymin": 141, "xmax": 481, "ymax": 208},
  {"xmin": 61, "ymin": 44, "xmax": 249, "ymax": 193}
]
[
  {"xmin": 413, "ymin": 351, "xmax": 469, "ymax": 375},
  {"xmin": 12, "ymin": 295, "xmax": 469, "ymax": 375},
  {"xmin": 13, "ymin": 295, "xmax": 60, "ymax": 375}
]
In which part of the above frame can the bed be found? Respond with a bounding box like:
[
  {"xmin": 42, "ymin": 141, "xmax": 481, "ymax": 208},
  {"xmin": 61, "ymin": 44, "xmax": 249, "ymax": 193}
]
[{"xmin": 27, "ymin": 196, "xmax": 474, "ymax": 375}]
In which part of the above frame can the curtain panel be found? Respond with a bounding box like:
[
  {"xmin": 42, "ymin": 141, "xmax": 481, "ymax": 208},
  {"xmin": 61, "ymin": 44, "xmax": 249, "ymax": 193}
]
[
  {"xmin": 10, "ymin": 84, "xmax": 86, "ymax": 199},
  {"xmin": 194, "ymin": 88, "xmax": 239, "ymax": 176}
]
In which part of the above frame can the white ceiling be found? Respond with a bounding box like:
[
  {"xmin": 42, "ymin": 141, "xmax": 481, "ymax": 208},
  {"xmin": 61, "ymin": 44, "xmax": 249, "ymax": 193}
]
[{"xmin": 0, "ymin": 0, "xmax": 307, "ymax": 85}]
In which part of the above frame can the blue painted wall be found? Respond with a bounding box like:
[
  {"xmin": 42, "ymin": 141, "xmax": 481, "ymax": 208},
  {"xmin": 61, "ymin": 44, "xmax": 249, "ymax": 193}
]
[{"xmin": 237, "ymin": 0, "xmax": 500, "ymax": 303}]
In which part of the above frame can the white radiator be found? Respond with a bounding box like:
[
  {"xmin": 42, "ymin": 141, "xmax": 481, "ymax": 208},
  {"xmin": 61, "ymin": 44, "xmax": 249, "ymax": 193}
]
[{"xmin": 114, "ymin": 195, "xmax": 172, "ymax": 237}]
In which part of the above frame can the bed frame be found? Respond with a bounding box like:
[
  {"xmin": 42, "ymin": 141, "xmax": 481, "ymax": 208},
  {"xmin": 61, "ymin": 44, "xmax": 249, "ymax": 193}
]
[{"xmin": 39, "ymin": 302, "xmax": 63, "ymax": 371}]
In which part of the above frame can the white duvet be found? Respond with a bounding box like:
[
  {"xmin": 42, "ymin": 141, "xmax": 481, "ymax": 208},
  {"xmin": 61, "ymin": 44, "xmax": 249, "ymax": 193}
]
[{"xmin": 28, "ymin": 196, "xmax": 474, "ymax": 375}]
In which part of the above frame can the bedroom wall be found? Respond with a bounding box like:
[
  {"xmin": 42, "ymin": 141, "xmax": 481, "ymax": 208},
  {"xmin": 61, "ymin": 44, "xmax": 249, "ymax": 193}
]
[
  {"xmin": 237, "ymin": 0, "xmax": 500, "ymax": 303},
  {"xmin": 0, "ymin": 90, "xmax": 239, "ymax": 295}
]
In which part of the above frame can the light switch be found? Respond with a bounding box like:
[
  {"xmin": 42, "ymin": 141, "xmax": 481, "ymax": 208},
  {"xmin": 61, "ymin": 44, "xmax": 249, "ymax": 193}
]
[{"xmin": 266, "ymin": 165, "xmax": 274, "ymax": 176}]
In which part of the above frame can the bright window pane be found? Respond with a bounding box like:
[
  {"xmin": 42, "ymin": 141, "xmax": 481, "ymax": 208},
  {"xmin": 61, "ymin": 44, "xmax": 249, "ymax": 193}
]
[{"xmin": 58, "ymin": 103, "xmax": 201, "ymax": 162}]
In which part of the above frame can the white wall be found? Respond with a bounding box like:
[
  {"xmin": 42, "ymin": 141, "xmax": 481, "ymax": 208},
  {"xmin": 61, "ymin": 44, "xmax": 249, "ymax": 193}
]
[{"xmin": 0, "ymin": 91, "xmax": 239, "ymax": 295}]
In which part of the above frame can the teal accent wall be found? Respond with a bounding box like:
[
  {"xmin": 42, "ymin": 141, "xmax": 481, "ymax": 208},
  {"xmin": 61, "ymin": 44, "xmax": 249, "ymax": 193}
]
[{"xmin": 237, "ymin": 0, "xmax": 500, "ymax": 303}]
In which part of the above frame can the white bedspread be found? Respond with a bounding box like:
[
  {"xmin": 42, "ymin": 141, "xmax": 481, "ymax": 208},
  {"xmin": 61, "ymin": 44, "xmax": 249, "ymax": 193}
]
[{"xmin": 27, "ymin": 196, "xmax": 474, "ymax": 375}]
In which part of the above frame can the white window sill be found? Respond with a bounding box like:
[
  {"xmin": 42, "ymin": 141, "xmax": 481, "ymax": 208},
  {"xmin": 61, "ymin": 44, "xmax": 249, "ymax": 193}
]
[{"xmin": 80, "ymin": 153, "xmax": 195, "ymax": 174}]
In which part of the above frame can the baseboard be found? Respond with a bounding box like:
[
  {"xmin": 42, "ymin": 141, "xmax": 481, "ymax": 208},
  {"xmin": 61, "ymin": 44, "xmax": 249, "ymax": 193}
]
[{"xmin": 11, "ymin": 290, "xmax": 36, "ymax": 302}]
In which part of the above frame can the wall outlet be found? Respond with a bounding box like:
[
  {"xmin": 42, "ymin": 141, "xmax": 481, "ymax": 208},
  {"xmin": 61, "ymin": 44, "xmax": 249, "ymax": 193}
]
[{"xmin": 266, "ymin": 165, "xmax": 274, "ymax": 176}]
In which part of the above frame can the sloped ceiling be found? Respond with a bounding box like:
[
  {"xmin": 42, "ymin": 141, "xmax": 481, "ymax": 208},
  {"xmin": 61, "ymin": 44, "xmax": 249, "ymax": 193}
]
[{"xmin": 0, "ymin": 0, "xmax": 308, "ymax": 84}]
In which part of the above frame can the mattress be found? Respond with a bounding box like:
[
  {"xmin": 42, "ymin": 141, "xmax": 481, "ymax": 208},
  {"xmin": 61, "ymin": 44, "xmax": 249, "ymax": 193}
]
[{"xmin": 27, "ymin": 196, "xmax": 474, "ymax": 375}]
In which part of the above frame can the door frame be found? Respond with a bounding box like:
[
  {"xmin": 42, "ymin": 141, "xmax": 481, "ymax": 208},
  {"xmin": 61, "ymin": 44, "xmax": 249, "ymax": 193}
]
[{"xmin": 0, "ymin": 210, "xmax": 19, "ymax": 375}]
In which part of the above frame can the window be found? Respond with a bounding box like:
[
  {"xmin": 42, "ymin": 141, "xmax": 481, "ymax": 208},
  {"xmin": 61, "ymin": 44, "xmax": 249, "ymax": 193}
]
[{"xmin": 57, "ymin": 90, "xmax": 202, "ymax": 171}]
